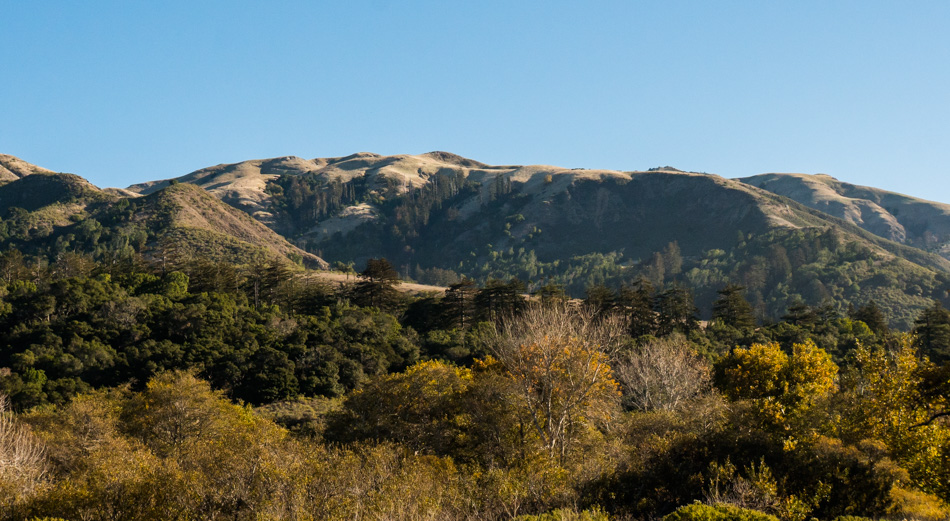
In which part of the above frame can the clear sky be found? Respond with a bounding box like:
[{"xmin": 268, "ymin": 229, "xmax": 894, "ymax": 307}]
[{"xmin": 2, "ymin": 1, "xmax": 949, "ymax": 202}]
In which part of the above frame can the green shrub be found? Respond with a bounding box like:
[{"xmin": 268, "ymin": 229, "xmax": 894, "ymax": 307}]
[
  {"xmin": 663, "ymin": 503, "xmax": 778, "ymax": 521},
  {"xmin": 515, "ymin": 506, "xmax": 610, "ymax": 521}
]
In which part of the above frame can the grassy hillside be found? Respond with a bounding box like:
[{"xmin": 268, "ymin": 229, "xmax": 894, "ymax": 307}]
[
  {"xmin": 129, "ymin": 183, "xmax": 328, "ymax": 267},
  {"xmin": 741, "ymin": 173, "xmax": 950, "ymax": 259},
  {"xmin": 0, "ymin": 172, "xmax": 327, "ymax": 269}
]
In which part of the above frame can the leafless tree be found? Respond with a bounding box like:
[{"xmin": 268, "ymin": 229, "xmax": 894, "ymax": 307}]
[
  {"xmin": 0, "ymin": 394, "xmax": 47, "ymax": 505},
  {"xmin": 613, "ymin": 335, "xmax": 712, "ymax": 412},
  {"xmin": 494, "ymin": 303, "xmax": 629, "ymax": 358}
]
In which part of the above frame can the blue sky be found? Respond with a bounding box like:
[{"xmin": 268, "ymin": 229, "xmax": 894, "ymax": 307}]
[{"xmin": 2, "ymin": 1, "xmax": 949, "ymax": 202}]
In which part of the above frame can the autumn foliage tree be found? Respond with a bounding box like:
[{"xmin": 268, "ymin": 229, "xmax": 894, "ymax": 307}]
[
  {"xmin": 716, "ymin": 340, "xmax": 838, "ymax": 437},
  {"xmin": 835, "ymin": 339, "xmax": 950, "ymax": 501},
  {"xmin": 491, "ymin": 304, "xmax": 625, "ymax": 462}
]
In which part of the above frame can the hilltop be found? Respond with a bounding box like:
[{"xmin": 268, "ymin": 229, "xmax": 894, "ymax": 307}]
[
  {"xmin": 0, "ymin": 156, "xmax": 327, "ymax": 269},
  {"xmin": 741, "ymin": 173, "xmax": 950, "ymax": 259}
]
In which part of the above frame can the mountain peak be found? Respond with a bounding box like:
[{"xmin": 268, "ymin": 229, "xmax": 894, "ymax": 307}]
[
  {"xmin": 0, "ymin": 154, "xmax": 55, "ymax": 181},
  {"xmin": 420, "ymin": 151, "xmax": 488, "ymax": 168}
]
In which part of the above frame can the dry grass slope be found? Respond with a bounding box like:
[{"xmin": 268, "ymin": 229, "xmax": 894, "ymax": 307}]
[
  {"xmin": 742, "ymin": 173, "xmax": 950, "ymax": 259},
  {"xmin": 0, "ymin": 154, "xmax": 54, "ymax": 181},
  {"xmin": 142, "ymin": 183, "xmax": 328, "ymax": 268}
]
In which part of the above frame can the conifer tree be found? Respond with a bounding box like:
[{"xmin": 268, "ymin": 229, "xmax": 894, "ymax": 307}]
[
  {"xmin": 712, "ymin": 284, "xmax": 756, "ymax": 329},
  {"xmin": 914, "ymin": 300, "xmax": 950, "ymax": 363},
  {"xmin": 351, "ymin": 258, "xmax": 401, "ymax": 310}
]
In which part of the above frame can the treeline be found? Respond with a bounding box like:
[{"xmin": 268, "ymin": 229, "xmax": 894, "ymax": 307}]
[
  {"xmin": 2, "ymin": 255, "xmax": 950, "ymax": 519},
  {"xmin": 454, "ymin": 228, "xmax": 950, "ymax": 331},
  {"xmin": 0, "ymin": 252, "xmax": 422, "ymax": 410}
]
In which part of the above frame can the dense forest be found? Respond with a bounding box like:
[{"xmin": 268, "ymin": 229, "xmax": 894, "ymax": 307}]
[{"xmin": 2, "ymin": 253, "xmax": 950, "ymax": 520}]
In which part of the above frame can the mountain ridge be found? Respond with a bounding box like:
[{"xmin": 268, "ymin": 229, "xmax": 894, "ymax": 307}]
[
  {"xmin": 4, "ymin": 152, "xmax": 950, "ymax": 326},
  {"xmin": 741, "ymin": 172, "xmax": 950, "ymax": 259},
  {"xmin": 0, "ymin": 154, "xmax": 55, "ymax": 181}
]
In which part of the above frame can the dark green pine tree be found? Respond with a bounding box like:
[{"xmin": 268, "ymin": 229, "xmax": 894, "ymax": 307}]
[
  {"xmin": 441, "ymin": 279, "xmax": 477, "ymax": 330},
  {"xmin": 852, "ymin": 300, "xmax": 889, "ymax": 338},
  {"xmin": 712, "ymin": 284, "xmax": 756, "ymax": 330},
  {"xmin": 584, "ymin": 284, "xmax": 617, "ymax": 317},
  {"xmin": 654, "ymin": 284, "xmax": 698, "ymax": 336},
  {"xmin": 618, "ymin": 279, "xmax": 656, "ymax": 338},
  {"xmin": 782, "ymin": 301, "xmax": 820, "ymax": 329},
  {"xmin": 351, "ymin": 258, "xmax": 401, "ymax": 310},
  {"xmin": 914, "ymin": 300, "xmax": 950, "ymax": 363},
  {"xmin": 534, "ymin": 283, "xmax": 567, "ymax": 307},
  {"xmin": 474, "ymin": 278, "xmax": 526, "ymax": 323}
]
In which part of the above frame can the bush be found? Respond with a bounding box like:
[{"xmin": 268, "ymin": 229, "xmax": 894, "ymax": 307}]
[
  {"xmin": 663, "ymin": 503, "xmax": 778, "ymax": 521},
  {"xmin": 515, "ymin": 506, "xmax": 610, "ymax": 520}
]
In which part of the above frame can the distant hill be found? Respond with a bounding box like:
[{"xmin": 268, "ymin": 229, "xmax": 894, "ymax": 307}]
[
  {"xmin": 126, "ymin": 152, "xmax": 950, "ymax": 327},
  {"xmin": 0, "ymin": 156, "xmax": 327, "ymax": 269},
  {"xmin": 740, "ymin": 173, "xmax": 950, "ymax": 259},
  {"xmin": 5, "ymin": 152, "xmax": 950, "ymax": 327}
]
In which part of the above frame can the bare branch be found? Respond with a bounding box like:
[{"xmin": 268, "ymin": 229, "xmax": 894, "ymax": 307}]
[
  {"xmin": 909, "ymin": 410, "xmax": 950, "ymax": 429},
  {"xmin": 613, "ymin": 335, "xmax": 711, "ymax": 412},
  {"xmin": 0, "ymin": 393, "xmax": 48, "ymax": 500}
]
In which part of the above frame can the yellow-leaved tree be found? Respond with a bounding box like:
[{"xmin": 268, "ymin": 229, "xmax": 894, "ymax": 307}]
[
  {"xmin": 491, "ymin": 304, "xmax": 625, "ymax": 463},
  {"xmin": 716, "ymin": 340, "xmax": 837, "ymax": 439},
  {"xmin": 836, "ymin": 338, "xmax": 950, "ymax": 503}
]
